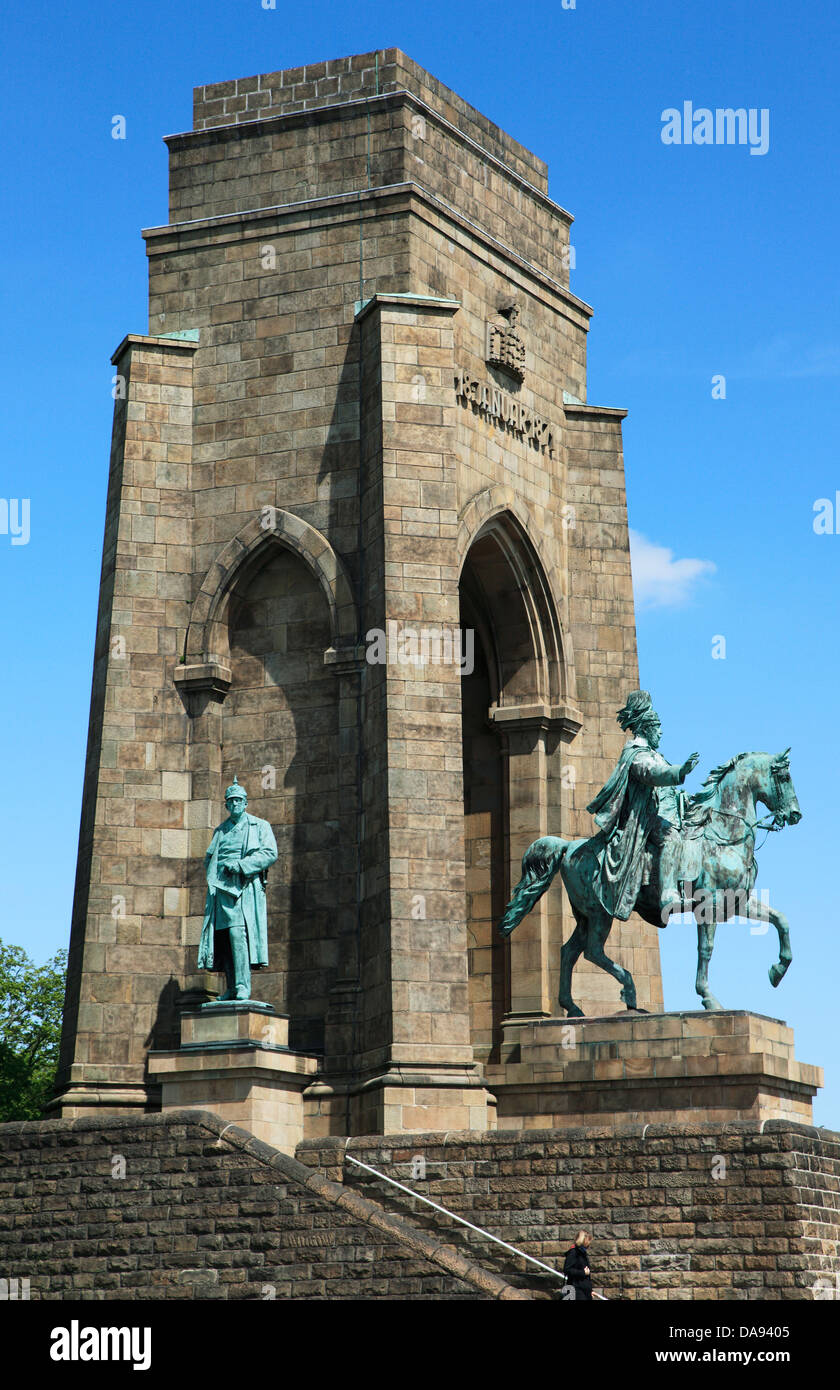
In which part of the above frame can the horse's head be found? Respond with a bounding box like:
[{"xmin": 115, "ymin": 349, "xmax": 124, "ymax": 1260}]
[{"xmin": 761, "ymin": 748, "xmax": 802, "ymax": 827}]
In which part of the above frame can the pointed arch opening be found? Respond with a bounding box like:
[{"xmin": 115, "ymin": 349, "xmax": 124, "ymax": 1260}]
[
  {"xmin": 178, "ymin": 512, "xmax": 358, "ymax": 1055},
  {"xmin": 460, "ymin": 508, "xmax": 574, "ymax": 1061}
]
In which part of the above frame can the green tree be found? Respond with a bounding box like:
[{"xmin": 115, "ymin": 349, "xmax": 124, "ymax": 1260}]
[{"xmin": 0, "ymin": 941, "xmax": 67, "ymax": 1122}]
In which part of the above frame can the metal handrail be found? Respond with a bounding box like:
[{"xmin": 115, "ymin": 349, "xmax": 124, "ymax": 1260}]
[{"xmin": 345, "ymin": 1155, "xmax": 608, "ymax": 1299}]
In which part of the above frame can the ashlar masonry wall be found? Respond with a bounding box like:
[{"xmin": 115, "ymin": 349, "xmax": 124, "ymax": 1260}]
[
  {"xmin": 300, "ymin": 1121, "xmax": 840, "ymax": 1301},
  {"xmin": 0, "ymin": 1113, "xmax": 531, "ymax": 1301}
]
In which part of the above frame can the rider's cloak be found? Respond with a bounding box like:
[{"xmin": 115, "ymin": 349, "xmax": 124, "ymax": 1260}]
[{"xmin": 586, "ymin": 738, "xmax": 681, "ymax": 920}]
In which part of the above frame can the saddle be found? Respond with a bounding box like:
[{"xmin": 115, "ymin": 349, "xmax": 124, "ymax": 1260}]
[{"xmin": 642, "ymin": 792, "xmax": 708, "ymax": 890}]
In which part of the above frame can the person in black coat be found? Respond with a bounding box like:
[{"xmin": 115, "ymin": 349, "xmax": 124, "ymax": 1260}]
[{"xmin": 563, "ymin": 1230, "xmax": 593, "ymax": 1300}]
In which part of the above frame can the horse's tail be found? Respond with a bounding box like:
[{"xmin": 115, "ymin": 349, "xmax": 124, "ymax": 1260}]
[{"xmin": 498, "ymin": 836, "xmax": 569, "ymax": 938}]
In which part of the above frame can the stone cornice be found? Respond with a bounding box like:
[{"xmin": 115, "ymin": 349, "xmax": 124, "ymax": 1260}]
[
  {"xmin": 489, "ymin": 701, "xmax": 584, "ymax": 738},
  {"xmin": 173, "ymin": 661, "xmax": 232, "ymax": 699},
  {"xmin": 355, "ymin": 291, "xmax": 461, "ymax": 322},
  {"xmin": 143, "ymin": 183, "xmax": 592, "ymax": 326},
  {"xmin": 563, "ymin": 402, "xmax": 628, "ymax": 421},
  {"xmin": 110, "ymin": 331, "xmax": 200, "ymax": 366}
]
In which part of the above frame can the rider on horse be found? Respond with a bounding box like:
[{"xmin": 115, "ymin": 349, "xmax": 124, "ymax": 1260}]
[
  {"xmin": 498, "ymin": 692, "xmax": 799, "ymax": 1014},
  {"xmin": 587, "ymin": 690, "xmax": 700, "ymax": 924}
]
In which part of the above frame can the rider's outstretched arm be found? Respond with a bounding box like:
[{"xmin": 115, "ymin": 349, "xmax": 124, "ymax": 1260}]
[{"xmin": 630, "ymin": 751, "xmax": 686, "ymax": 788}]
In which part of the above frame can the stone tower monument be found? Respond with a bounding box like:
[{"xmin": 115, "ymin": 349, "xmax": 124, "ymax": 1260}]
[{"xmin": 54, "ymin": 50, "xmax": 666, "ymax": 1136}]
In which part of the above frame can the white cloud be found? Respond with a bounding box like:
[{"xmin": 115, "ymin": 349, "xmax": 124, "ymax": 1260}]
[
  {"xmin": 737, "ymin": 333, "xmax": 840, "ymax": 380},
  {"xmin": 629, "ymin": 530, "xmax": 716, "ymax": 609}
]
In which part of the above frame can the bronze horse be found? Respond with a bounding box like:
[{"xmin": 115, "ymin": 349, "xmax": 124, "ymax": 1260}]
[{"xmin": 498, "ymin": 750, "xmax": 801, "ymax": 1015}]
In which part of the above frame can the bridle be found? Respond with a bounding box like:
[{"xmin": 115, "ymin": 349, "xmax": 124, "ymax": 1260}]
[
  {"xmin": 706, "ymin": 807, "xmax": 780, "ymax": 854},
  {"xmin": 696, "ymin": 755, "xmax": 792, "ymax": 855}
]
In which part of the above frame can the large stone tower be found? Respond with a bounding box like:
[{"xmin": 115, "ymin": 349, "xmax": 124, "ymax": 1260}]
[{"xmin": 54, "ymin": 50, "xmax": 663, "ymax": 1136}]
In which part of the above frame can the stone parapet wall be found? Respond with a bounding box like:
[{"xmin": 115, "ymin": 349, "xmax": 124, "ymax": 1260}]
[
  {"xmin": 191, "ymin": 49, "xmax": 549, "ymax": 193},
  {"xmin": 298, "ymin": 1120, "xmax": 840, "ymax": 1300},
  {"xmin": 4, "ymin": 1111, "xmax": 835, "ymax": 1300},
  {"xmin": 0, "ymin": 1113, "xmax": 532, "ymax": 1301}
]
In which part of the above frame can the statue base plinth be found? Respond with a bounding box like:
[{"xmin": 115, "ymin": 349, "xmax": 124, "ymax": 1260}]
[
  {"xmin": 485, "ymin": 1010, "xmax": 822, "ymax": 1131},
  {"xmin": 304, "ymin": 1057, "xmax": 496, "ymax": 1137},
  {"xmin": 148, "ymin": 1003, "xmax": 319, "ymax": 1153}
]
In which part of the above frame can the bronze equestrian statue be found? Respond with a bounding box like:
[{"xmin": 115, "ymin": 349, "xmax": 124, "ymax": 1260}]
[{"xmin": 498, "ymin": 691, "xmax": 801, "ymax": 1015}]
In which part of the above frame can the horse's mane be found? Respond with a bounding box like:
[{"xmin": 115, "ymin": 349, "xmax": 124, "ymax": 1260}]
[{"xmin": 686, "ymin": 751, "xmax": 755, "ymax": 816}]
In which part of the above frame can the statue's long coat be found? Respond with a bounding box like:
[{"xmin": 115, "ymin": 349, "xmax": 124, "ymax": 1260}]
[
  {"xmin": 586, "ymin": 738, "xmax": 681, "ymax": 920},
  {"xmin": 198, "ymin": 813, "xmax": 278, "ymax": 970}
]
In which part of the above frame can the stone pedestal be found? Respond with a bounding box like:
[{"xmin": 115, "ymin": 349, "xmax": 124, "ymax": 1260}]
[
  {"xmin": 148, "ymin": 1003, "xmax": 319, "ymax": 1153},
  {"xmin": 486, "ymin": 1010, "xmax": 823, "ymax": 1130},
  {"xmin": 303, "ymin": 1064, "xmax": 496, "ymax": 1138}
]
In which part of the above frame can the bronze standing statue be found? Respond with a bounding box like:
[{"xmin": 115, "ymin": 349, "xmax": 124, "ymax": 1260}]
[
  {"xmin": 499, "ymin": 691, "xmax": 801, "ymax": 1015},
  {"xmin": 198, "ymin": 778, "xmax": 278, "ymax": 1002}
]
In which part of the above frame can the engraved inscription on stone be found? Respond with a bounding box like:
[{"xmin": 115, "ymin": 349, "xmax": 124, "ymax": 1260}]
[{"xmin": 454, "ymin": 368, "xmax": 556, "ymax": 456}]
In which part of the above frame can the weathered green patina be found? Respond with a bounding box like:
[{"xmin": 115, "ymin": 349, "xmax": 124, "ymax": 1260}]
[
  {"xmin": 499, "ymin": 691, "xmax": 801, "ymax": 1015},
  {"xmin": 586, "ymin": 690, "xmax": 698, "ymax": 921},
  {"xmin": 198, "ymin": 778, "xmax": 278, "ymax": 1002}
]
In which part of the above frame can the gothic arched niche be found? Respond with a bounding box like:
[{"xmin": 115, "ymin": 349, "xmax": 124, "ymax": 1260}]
[
  {"xmin": 460, "ymin": 577, "xmax": 508, "ymax": 1063},
  {"xmin": 459, "ymin": 512, "xmax": 567, "ymax": 1059},
  {"xmin": 221, "ymin": 545, "xmax": 340, "ymax": 1053}
]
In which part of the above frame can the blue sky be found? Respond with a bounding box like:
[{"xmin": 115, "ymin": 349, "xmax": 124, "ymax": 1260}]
[{"xmin": 2, "ymin": 1, "xmax": 838, "ymax": 1124}]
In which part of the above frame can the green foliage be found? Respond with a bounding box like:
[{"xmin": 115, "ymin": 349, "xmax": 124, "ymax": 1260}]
[{"xmin": 0, "ymin": 940, "xmax": 67, "ymax": 1122}]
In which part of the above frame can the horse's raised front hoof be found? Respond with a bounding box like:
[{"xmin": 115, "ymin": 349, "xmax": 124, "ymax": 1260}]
[{"xmin": 769, "ymin": 963, "xmax": 788, "ymax": 988}]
